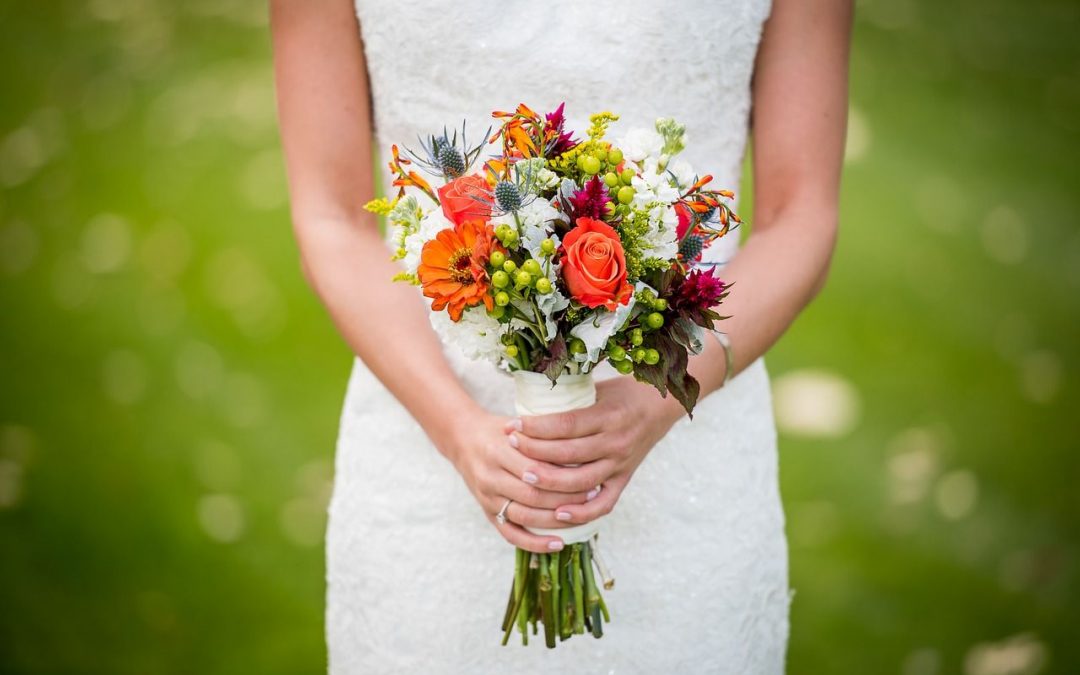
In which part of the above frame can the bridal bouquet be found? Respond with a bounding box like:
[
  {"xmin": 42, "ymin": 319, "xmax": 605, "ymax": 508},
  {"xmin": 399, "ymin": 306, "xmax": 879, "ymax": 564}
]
[{"xmin": 366, "ymin": 103, "xmax": 739, "ymax": 647}]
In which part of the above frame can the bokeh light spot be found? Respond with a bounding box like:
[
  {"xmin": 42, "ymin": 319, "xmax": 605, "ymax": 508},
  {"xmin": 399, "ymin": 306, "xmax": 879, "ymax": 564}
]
[
  {"xmin": 772, "ymin": 369, "xmax": 861, "ymax": 438},
  {"xmin": 197, "ymin": 493, "xmax": 245, "ymax": 543},
  {"xmin": 175, "ymin": 340, "xmax": 225, "ymax": 400},
  {"xmin": 934, "ymin": 469, "xmax": 979, "ymax": 521},
  {"xmin": 81, "ymin": 213, "xmax": 133, "ymax": 274},
  {"xmin": 964, "ymin": 632, "xmax": 1047, "ymax": 675},
  {"xmin": 1017, "ymin": 350, "xmax": 1063, "ymax": 405},
  {"xmin": 102, "ymin": 349, "xmax": 149, "ymax": 405},
  {"xmin": 980, "ymin": 206, "xmax": 1028, "ymax": 266}
]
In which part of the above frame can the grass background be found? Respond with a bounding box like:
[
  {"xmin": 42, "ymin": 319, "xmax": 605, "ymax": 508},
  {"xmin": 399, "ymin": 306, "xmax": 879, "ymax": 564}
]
[{"xmin": 1, "ymin": 1, "xmax": 1077, "ymax": 673}]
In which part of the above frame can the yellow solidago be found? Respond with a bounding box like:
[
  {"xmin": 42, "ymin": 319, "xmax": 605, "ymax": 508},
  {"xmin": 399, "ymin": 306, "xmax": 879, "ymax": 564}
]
[
  {"xmin": 587, "ymin": 112, "xmax": 620, "ymax": 141},
  {"xmin": 363, "ymin": 196, "xmax": 397, "ymax": 216}
]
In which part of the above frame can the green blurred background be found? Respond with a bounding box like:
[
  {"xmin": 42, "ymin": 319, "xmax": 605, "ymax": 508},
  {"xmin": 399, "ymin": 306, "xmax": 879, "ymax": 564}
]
[{"xmin": 1, "ymin": 1, "xmax": 1077, "ymax": 673}]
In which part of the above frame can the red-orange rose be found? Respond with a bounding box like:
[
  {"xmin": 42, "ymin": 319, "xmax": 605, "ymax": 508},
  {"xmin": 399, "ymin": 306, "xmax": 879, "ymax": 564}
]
[
  {"xmin": 437, "ymin": 174, "xmax": 491, "ymax": 226},
  {"xmin": 560, "ymin": 217, "xmax": 634, "ymax": 310}
]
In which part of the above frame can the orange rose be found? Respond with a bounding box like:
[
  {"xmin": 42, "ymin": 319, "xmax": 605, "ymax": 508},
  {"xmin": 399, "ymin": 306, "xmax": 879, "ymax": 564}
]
[
  {"xmin": 561, "ymin": 217, "xmax": 634, "ymax": 310},
  {"xmin": 437, "ymin": 174, "xmax": 491, "ymax": 226}
]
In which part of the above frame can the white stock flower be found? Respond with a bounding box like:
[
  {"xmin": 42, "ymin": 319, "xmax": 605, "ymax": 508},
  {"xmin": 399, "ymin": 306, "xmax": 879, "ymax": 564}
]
[
  {"xmin": 569, "ymin": 292, "xmax": 640, "ymax": 368},
  {"xmin": 429, "ymin": 305, "xmax": 504, "ymax": 365},
  {"xmin": 668, "ymin": 158, "xmax": 696, "ymax": 190},
  {"xmin": 617, "ymin": 127, "xmax": 664, "ymax": 162},
  {"xmin": 493, "ymin": 197, "xmax": 562, "ymax": 259},
  {"xmin": 401, "ymin": 209, "xmax": 452, "ymax": 274}
]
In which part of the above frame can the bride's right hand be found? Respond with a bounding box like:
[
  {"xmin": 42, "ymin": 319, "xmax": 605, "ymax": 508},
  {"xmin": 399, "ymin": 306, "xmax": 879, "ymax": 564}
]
[{"xmin": 445, "ymin": 407, "xmax": 592, "ymax": 554}]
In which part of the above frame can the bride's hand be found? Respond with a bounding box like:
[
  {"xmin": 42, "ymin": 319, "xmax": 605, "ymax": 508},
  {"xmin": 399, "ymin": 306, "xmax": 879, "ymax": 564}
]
[
  {"xmin": 445, "ymin": 407, "xmax": 595, "ymax": 553},
  {"xmin": 504, "ymin": 376, "xmax": 685, "ymax": 525}
]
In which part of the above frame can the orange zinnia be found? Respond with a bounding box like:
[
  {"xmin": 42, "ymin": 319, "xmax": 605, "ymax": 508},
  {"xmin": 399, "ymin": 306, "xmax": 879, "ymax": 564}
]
[{"xmin": 417, "ymin": 218, "xmax": 503, "ymax": 322}]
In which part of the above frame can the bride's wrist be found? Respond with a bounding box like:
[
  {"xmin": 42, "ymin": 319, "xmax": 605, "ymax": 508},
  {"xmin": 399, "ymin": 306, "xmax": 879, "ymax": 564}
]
[{"xmin": 427, "ymin": 395, "xmax": 486, "ymax": 467}]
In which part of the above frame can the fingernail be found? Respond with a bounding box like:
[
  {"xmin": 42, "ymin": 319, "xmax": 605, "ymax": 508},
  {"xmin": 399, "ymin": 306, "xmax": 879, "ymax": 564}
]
[
  {"xmin": 556, "ymin": 511, "xmax": 572, "ymax": 521},
  {"xmin": 505, "ymin": 418, "xmax": 522, "ymax": 433},
  {"xmin": 507, "ymin": 433, "xmax": 519, "ymax": 449},
  {"xmin": 586, "ymin": 486, "xmax": 601, "ymax": 501},
  {"xmin": 522, "ymin": 471, "xmax": 538, "ymax": 484},
  {"xmin": 547, "ymin": 540, "xmax": 564, "ymax": 551}
]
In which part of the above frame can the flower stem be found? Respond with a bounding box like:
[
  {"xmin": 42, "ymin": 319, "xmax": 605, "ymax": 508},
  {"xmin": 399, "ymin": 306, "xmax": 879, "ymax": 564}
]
[{"xmin": 571, "ymin": 545, "xmax": 585, "ymax": 635}]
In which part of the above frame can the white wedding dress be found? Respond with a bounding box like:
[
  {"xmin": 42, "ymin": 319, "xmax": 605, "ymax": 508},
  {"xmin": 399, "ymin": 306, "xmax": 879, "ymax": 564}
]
[{"xmin": 327, "ymin": 1, "xmax": 789, "ymax": 672}]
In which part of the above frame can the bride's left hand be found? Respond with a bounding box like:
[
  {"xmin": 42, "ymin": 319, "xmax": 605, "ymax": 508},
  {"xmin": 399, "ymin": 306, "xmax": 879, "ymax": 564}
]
[{"xmin": 504, "ymin": 375, "xmax": 686, "ymax": 525}]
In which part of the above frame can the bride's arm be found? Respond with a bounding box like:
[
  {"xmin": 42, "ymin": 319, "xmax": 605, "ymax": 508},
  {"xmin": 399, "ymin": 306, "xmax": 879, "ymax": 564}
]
[
  {"xmin": 269, "ymin": 0, "xmax": 581, "ymax": 552},
  {"xmin": 507, "ymin": 0, "xmax": 855, "ymax": 523}
]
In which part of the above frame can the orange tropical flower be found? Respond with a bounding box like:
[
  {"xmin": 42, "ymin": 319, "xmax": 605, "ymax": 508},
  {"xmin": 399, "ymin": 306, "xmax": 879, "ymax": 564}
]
[{"xmin": 417, "ymin": 219, "xmax": 503, "ymax": 321}]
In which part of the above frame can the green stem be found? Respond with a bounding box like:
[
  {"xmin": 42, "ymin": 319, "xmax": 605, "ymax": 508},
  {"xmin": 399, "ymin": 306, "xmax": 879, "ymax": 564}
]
[
  {"xmin": 582, "ymin": 542, "xmax": 603, "ymax": 638},
  {"xmin": 571, "ymin": 545, "xmax": 585, "ymax": 635},
  {"xmin": 548, "ymin": 552, "xmax": 561, "ymax": 640}
]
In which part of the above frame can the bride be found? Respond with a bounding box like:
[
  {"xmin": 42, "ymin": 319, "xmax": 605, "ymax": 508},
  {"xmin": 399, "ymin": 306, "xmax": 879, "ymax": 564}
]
[{"xmin": 270, "ymin": 0, "xmax": 851, "ymax": 672}]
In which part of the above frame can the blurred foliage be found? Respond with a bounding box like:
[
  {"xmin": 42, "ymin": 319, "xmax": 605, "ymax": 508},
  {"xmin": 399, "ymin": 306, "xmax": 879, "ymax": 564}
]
[{"xmin": 0, "ymin": 0, "xmax": 1077, "ymax": 673}]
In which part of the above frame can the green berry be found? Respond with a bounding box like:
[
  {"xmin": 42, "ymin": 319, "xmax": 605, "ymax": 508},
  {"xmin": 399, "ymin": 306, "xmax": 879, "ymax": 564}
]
[
  {"xmin": 643, "ymin": 348, "xmax": 660, "ymax": 365},
  {"xmin": 592, "ymin": 148, "xmax": 608, "ymax": 162},
  {"xmin": 491, "ymin": 270, "xmax": 509, "ymax": 289},
  {"xmin": 631, "ymin": 347, "xmax": 647, "ymax": 363},
  {"xmin": 540, "ymin": 238, "xmax": 556, "ymax": 255},
  {"xmin": 490, "ymin": 305, "xmax": 506, "ymax": 319},
  {"xmin": 502, "ymin": 260, "xmax": 517, "ymax": 274},
  {"xmin": 495, "ymin": 291, "xmax": 510, "ymax": 307},
  {"xmin": 490, "ymin": 250, "xmax": 506, "ymax": 268},
  {"xmin": 568, "ymin": 338, "xmax": 587, "ymax": 355},
  {"xmin": 608, "ymin": 345, "xmax": 627, "ymax": 361},
  {"xmin": 617, "ymin": 185, "xmax": 635, "ymax": 205},
  {"xmin": 653, "ymin": 298, "xmax": 668, "ymax": 311},
  {"xmin": 502, "ymin": 229, "xmax": 519, "ymax": 245},
  {"xmin": 604, "ymin": 201, "xmax": 616, "ymax": 215},
  {"xmin": 535, "ymin": 277, "xmax": 553, "ymax": 294},
  {"xmin": 629, "ymin": 328, "xmax": 644, "ymax": 346},
  {"xmin": 645, "ymin": 312, "xmax": 665, "ymax": 329},
  {"xmin": 515, "ymin": 270, "xmax": 532, "ymax": 287},
  {"xmin": 581, "ymin": 155, "xmax": 601, "ymax": 175},
  {"xmin": 619, "ymin": 168, "xmax": 635, "ymax": 184},
  {"xmin": 613, "ymin": 358, "xmax": 635, "ymax": 374},
  {"xmin": 608, "ymin": 148, "xmax": 624, "ymax": 165},
  {"xmin": 505, "ymin": 344, "xmax": 519, "ymax": 358},
  {"xmin": 522, "ymin": 259, "xmax": 542, "ymax": 276},
  {"xmin": 603, "ymin": 172, "xmax": 619, "ymax": 188}
]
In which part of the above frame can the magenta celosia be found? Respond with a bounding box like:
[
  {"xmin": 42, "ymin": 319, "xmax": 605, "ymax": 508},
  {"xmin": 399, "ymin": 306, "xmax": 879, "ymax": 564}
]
[
  {"xmin": 670, "ymin": 267, "xmax": 727, "ymax": 313},
  {"xmin": 567, "ymin": 176, "xmax": 610, "ymax": 221}
]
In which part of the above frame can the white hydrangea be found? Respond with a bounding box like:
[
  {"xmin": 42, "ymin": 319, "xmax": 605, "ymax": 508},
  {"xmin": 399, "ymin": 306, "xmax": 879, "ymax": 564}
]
[
  {"xmin": 400, "ymin": 209, "xmax": 452, "ymax": 275},
  {"xmin": 617, "ymin": 127, "xmax": 664, "ymax": 162},
  {"xmin": 429, "ymin": 305, "xmax": 505, "ymax": 365},
  {"xmin": 625, "ymin": 157, "xmax": 681, "ymax": 260}
]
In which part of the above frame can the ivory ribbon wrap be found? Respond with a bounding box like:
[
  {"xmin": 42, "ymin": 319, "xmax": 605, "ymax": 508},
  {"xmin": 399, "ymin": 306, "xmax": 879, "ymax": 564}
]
[{"xmin": 512, "ymin": 370, "xmax": 605, "ymax": 544}]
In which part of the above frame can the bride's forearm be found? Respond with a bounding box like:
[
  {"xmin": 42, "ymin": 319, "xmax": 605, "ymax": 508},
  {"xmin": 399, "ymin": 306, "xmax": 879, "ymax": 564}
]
[
  {"xmin": 294, "ymin": 212, "xmax": 483, "ymax": 458},
  {"xmin": 687, "ymin": 205, "xmax": 838, "ymax": 402}
]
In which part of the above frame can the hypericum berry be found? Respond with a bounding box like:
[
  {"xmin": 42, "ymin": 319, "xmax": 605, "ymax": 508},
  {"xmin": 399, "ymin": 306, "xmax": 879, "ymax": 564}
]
[
  {"xmin": 631, "ymin": 347, "xmax": 647, "ymax": 363},
  {"xmin": 645, "ymin": 312, "xmax": 665, "ymax": 329},
  {"xmin": 505, "ymin": 344, "xmax": 519, "ymax": 358},
  {"xmin": 435, "ymin": 140, "xmax": 466, "ymax": 178},
  {"xmin": 489, "ymin": 250, "xmax": 506, "ymax": 268},
  {"xmin": 540, "ymin": 238, "xmax": 556, "ymax": 255},
  {"xmin": 629, "ymin": 328, "xmax": 644, "ymax": 346},
  {"xmin": 617, "ymin": 186, "xmax": 635, "ymax": 205},
  {"xmin": 608, "ymin": 148, "xmax": 624, "ymax": 166},
  {"xmin": 643, "ymin": 348, "xmax": 660, "ymax": 365},
  {"xmin": 495, "ymin": 291, "xmax": 510, "ymax": 307},
  {"xmin": 613, "ymin": 358, "xmax": 635, "ymax": 374},
  {"xmin": 522, "ymin": 259, "xmax": 542, "ymax": 277},
  {"xmin": 535, "ymin": 277, "xmax": 553, "ymax": 294},
  {"xmin": 678, "ymin": 233, "xmax": 705, "ymax": 261},
  {"xmin": 653, "ymin": 298, "xmax": 668, "ymax": 312},
  {"xmin": 491, "ymin": 270, "xmax": 510, "ymax": 289},
  {"xmin": 502, "ymin": 260, "xmax": 517, "ymax": 274},
  {"xmin": 490, "ymin": 305, "xmax": 506, "ymax": 319},
  {"xmin": 604, "ymin": 201, "xmax": 616, "ymax": 215},
  {"xmin": 515, "ymin": 270, "xmax": 532, "ymax": 287},
  {"xmin": 619, "ymin": 168, "xmax": 635, "ymax": 184},
  {"xmin": 581, "ymin": 155, "xmax": 601, "ymax": 175},
  {"xmin": 603, "ymin": 172, "xmax": 619, "ymax": 188},
  {"xmin": 608, "ymin": 345, "xmax": 627, "ymax": 361},
  {"xmin": 494, "ymin": 180, "xmax": 523, "ymax": 212},
  {"xmin": 568, "ymin": 338, "xmax": 587, "ymax": 355}
]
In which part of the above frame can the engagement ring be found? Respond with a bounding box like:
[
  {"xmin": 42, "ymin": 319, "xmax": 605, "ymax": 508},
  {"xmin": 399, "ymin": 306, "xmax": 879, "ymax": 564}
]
[{"xmin": 495, "ymin": 498, "xmax": 513, "ymax": 525}]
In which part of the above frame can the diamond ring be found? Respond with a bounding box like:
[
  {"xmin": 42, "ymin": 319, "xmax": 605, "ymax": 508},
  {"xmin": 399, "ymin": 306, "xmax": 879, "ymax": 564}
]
[{"xmin": 495, "ymin": 498, "xmax": 513, "ymax": 525}]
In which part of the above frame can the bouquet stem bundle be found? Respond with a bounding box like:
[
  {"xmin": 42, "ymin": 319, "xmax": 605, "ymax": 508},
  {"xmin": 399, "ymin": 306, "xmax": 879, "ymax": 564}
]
[{"xmin": 501, "ymin": 541, "xmax": 613, "ymax": 646}]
